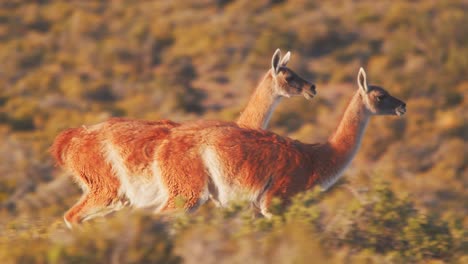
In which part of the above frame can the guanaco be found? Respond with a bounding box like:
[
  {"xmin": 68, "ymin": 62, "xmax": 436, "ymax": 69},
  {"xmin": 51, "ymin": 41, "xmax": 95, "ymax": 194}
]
[
  {"xmin": 154, "ymin": 67, "xmax": 406, "ymax": 216},
  {"xmin": 50, "ymin": 49, "xmax": 316, "ymax": 227}
]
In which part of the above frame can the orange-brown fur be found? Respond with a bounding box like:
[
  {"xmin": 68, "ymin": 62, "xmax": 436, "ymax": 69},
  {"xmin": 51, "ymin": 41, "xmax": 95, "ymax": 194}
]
[
  {"xmin": 237, "ymin": 73, "xmax": 278, "ymax": 128},
  {"xmin": 50, "ymin": 117, "xmax": 180, "ymax": 226},
  {"xmin": 50, "ymin": 49, "xmax": 315, "ymax": 226},
  {"xmin": 50, "ymin": 127, "xmax": 84, "ymax": 166},
  {"xmin": 51, "ymin": 124, "xmax": 119, "ymax": 224},
  {"xmin": 104, "ymin": 118, "xmax": 178, "ymax": 177}
]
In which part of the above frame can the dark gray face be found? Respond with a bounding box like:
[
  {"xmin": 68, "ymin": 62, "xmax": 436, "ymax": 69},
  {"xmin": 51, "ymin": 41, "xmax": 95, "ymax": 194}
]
[
  {"xmin": 366, "ymin": 85, "xmax": 407, "ymax": 116},
  {"xmin": 357, "ymin": 68, "xmax": 406, "ymax": 116},
  {"xmin": 271, "ymin": 49, "xmax": 316, "ymax": 100},
  {"xmin": 276, "ymin": 67, "xmax": 316, "ymax": 100}
]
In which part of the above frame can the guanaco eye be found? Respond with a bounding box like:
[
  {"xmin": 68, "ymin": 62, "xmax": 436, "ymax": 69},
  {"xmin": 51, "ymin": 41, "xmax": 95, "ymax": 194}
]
[
  {"xmin": 285, "ymin": 75, "xmax": 294, "ymax": 82},
  {"xmin": 377, "ymin": 94, "xmax": 386, "ymax": 101}
]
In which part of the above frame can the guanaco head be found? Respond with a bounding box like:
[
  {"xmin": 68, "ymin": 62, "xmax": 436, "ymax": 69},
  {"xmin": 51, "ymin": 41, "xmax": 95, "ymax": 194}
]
[
  {"xmin": 357, "ymin": 67, "xmax": 406, "ymax": 116},
  {"xmin": 271, "ymin": 49, "xmax": 316, "ymax": 100}
]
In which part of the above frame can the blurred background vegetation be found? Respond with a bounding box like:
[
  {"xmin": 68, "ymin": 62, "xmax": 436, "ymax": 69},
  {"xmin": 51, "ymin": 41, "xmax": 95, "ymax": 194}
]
[{"xmin": 0, "ymin": 0, "xmax": 466, "ymax": 263}]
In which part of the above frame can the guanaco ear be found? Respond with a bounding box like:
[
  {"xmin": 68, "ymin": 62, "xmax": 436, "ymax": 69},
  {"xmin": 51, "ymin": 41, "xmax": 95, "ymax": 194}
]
[
  {"xmin": 357, "ymin": 67, "xmax": 369, "ymax": 93},
  {"xmin": 271, "ymin": 48, "xmax": 281, "ymax": 76},
  {"xmin": 279, "ymin": 51, "xmax": 291, "ymax": 67}
]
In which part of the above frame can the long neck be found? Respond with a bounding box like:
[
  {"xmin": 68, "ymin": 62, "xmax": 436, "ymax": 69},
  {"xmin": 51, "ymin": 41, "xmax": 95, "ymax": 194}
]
[
  {"xmin": 309, "ymin": 91, "xmax": 370, "ymax": 189},
  {"xmin": 329, "ymin": 92, "xmax": 370, "ymax": 153},
  {"xmin": 236, "ymin": 70, "xmax": 281, "ymax": 129}
]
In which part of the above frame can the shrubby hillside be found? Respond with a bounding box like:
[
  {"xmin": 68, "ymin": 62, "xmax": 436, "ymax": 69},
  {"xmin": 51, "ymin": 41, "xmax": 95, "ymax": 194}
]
[{"xmin": 0, "ymin": 0, "xmax": 466, "ymax": 263}]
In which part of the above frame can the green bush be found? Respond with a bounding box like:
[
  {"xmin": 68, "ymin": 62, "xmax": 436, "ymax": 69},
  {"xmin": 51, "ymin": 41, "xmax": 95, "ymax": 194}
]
[{"xmin": 338, "ymin": 183, "xmax": 454, "ymax": 261}]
